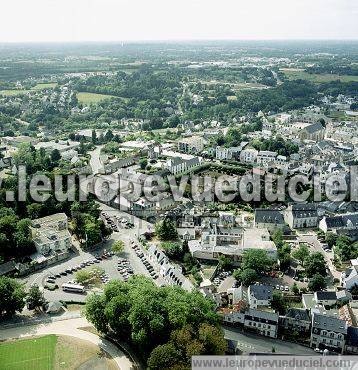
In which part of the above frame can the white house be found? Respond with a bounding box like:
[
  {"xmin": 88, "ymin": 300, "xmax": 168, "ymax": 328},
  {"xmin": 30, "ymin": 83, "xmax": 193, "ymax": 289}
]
[
  {"xmin": 240, "ymin": 148, "xmax": 258, "ymax": 164},
  {"xmin": 248, "ymin": 284, "xmax": 273, "ymax": 309}
]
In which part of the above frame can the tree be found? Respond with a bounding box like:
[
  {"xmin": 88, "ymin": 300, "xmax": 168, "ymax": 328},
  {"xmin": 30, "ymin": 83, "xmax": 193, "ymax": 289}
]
[
  {"xmin": 325, "ymin": 232, "xmax": 338, "ymax": 248},
  {"xmin": 139, "ymin": 158, "xmax": 148, "ymax": 170},
  {"xmin": 305, "ymin": 252, "xmax": 327, "ymax": 278},
  {"xmin": 335, "ymin": 236, "xmax": 358, "ymax": 261},
  {"xmin": 26, "ymin": 284, "xmax": 46, "ymax": 311},
  {"xmin": 50, "ymin": 149, "xmax": 61, "ymax": 163},
  {"xmin": 85, "ymin": 276, "xmax": 221, "ymax": 363},
  {"xmin": 162, "ymin": 242, "xmax": 183, "ymax": 260},
  {"xmin": 291, "ymin": 282, "xmax": 299, "ymax": 295},
  {"xmin": 84, "ymin": 221, "xmax": 102, "ymax": 248},
  {"xmin": 84, "ymin": 294, "xmax": 108, "ymax": 334},
  {"xmin": 155, "ymin": 218, "xmax": 178, "ymax": 241},
  {"xmin": 0, "ymin": 277, "xmax": 26, "ymax": 318},
  {"xmin": 75, "ymin": 269, "xmax": 92, "ymax": 284},
  {"xmin": 234, "ymin": 268, "xmax": 258, "ymax": 286},
  {"xmin": 91, "ymin": 129, "xmax": 97, "ymax": 144},
  {"xmin": 148, "ymin": 343, "xmax": 180, "ymax": 370},
  {"xmin": 241, "ymin": 249, "xmax": 274, "ymax": 274},
  {"xmin": 218, "ymin": 255, "xmax": 233, "ymax": 271},
  {"xmin": 271, "ymin": 290, "xmax": 287, "ymax": 315},
  {"xmin": 111, "ymin": 240, "xmax": 125, "ymax": 255},
  {"xmin": 148, "ymin": 323, "xmax": 226, "ymax": 369},
  {"xmin": 292, "ymin": 244, "xmax": 310, "ymax": 266},
  {"xmin": 308, "ymin": 274, "xmax": 327, "ymax": 292}
]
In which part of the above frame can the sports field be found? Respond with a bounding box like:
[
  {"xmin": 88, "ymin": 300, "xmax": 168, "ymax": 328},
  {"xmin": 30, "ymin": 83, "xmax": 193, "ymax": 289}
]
[
  {"xmin": 0, "ymin": 334, "xmax": 118, "ymax": 370},
  {"xmin": 0, "ymin": 335, "xmax": 57, "ymax": 370}
]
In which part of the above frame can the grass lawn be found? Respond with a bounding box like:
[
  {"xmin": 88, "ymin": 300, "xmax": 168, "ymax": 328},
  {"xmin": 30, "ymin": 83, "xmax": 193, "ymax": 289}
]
[
  {"xmin": 0, "ymin": 335, "xmax": 57, "ymax": 370},
  {"xmin": 281, "ymin": 69, "xmax": 358, "ymax": 83},
  {"xmin": 77, "ymin": 92, "xmax": 118, "ymax": 105}
]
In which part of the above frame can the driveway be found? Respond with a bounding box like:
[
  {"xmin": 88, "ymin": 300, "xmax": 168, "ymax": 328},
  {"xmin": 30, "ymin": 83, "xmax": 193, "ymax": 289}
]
[{"xmin": 0, "ymin": 317, "xmax": 133, "ymax": 370}]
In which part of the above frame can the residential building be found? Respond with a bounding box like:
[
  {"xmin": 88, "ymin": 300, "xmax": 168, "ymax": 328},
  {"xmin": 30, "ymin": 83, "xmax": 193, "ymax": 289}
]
[
  {"xmin": 254, "ymin": 208, "xmax": 286, "ymax": 231},
  {"xmin": 257, "ymin": 151, "xmax": 278, "ymax": 166},
  {"xmin": 240, "ymin": 148, "xmax": 258, "ymax": 164},
  {"xmin": 282, "ymin": 308, "xmax": 311, "ymax": 334},
  {"xmin": 248, "ymin": 284, "xmax": 273, "ymax": 309},
  {"xmin": 177, "ymin": 136, "xmax": 204, "ymax": 154},
  {"xmin": 166, "ymin": 156, "xmax": 201, "ymax": 175},
  {"xmin": 341, "ymin": 264, "xmax": 358, "ymax": 290},
  {"xmin": 284, "ymin": 203, "xmax": 318, "ymax": 229},
  {"xmin": 30, "ymin": 213, "xmax": 72, "ymax": 255},
  {"xmin": 310, "ymin": 312, "xmax": 347, "ymax": 353},
  {"xmin": 244, "ymin": 309, "xmax": 279, "ymax": 338},
  {"xmin": 319, "ymin": 213, "xmax": 358, "ymax": 239},
  {"xmin": 314, "ymin": 290, "xmax": 351, "ymax": 307}
]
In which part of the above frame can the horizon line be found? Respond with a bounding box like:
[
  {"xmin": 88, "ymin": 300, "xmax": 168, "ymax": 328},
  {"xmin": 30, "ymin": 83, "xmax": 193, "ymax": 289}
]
[{"xmin": 1, "ymin": 38, "xmax": 358, "ymax": 45}]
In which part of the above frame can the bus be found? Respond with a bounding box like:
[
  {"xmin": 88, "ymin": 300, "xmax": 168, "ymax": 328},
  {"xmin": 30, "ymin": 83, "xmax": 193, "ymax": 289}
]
[{"xmin": 61, "ymin": 283, "xmax": 85, "ymax": 294}]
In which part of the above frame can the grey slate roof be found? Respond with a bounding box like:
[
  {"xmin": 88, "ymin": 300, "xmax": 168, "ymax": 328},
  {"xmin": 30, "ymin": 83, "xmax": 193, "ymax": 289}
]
[
  {"xmin": 304, "ymin": 122, "xmax": 324, "ymax": 134},
  {"xmin": 245, "ymin": 308, "xmax": 279, "ymax": 323},
  {"xmin": 249, "ymin": 284, "xmax": 273, "ymax": 301},
  {"xmin": 291, "ymin": 203, "xmax": 318, "ymax": 218},
  {"xmin": 312, "ymin": 313, "xmax": 347, "ymax": 334},
  {"xmin": 325, "ymin": 213, "xmax": 358, "ymax": 229},
  {"xmin": 316, "ymin": 291, "xmax": 337, "ymax": 301},
  {"xmin": 255, "ymin": 209, "xmax": 284, "ymax": 224},
  {"xmin": 285, "ymin": 308, "xmax": 311, "ymax": 322}
]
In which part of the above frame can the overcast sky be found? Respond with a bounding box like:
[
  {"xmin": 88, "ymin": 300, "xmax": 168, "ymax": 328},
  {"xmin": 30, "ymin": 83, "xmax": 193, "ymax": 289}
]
[{"xmin": 1, "ymin": 0, "xmax": 357, "ymax": 42}]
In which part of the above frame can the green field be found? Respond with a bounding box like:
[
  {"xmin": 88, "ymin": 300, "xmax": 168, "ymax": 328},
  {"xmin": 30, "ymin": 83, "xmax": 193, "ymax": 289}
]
[
  {"xmin": 77, "ymin": 92, "xmax": 117, "ymax": 104},
  {"xmin": 32, "ymin": 83, "xmax": 57, "ymax": 90},
  {"xmin": 0, "ymin": 335, "xmax": 57, "ymax": 370},
  {"xmin": 0, "ymin": 89, "xmax": 30, "ymax": 96},
  {"xmin": 281, "ymin": 68, "xmax": 358, "ymax": 83}
]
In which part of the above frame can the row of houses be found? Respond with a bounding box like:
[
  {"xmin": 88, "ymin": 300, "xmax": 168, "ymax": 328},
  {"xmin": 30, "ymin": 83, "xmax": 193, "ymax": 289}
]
[{"xmin": 219, "ymin": 283, "xmax": 357, "ymax": 353}]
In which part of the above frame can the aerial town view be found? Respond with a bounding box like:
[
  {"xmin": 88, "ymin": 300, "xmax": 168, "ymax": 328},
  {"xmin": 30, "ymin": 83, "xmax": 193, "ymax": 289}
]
[{"xmin": 0, "ymin": 1, "xmax": 357, "ymax": 369}]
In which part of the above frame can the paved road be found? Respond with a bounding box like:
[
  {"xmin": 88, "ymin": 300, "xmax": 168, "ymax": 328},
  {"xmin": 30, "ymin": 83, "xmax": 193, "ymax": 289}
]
[
  {"xmin": 0, "ymin": 317, "xmax": 133, "ymax": 370},
  {"xmin": 223, "ymin": 326, "xmax": 315, "ymax": 355}
]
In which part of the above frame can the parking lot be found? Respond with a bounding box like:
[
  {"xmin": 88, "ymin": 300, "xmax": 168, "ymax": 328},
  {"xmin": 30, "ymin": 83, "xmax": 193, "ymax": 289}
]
[{"xmin": 22, "ymin": 202, "xmax": 161, "ymax": 302}]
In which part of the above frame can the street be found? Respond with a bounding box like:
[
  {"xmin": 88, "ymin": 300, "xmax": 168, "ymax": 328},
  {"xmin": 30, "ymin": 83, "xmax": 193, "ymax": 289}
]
[{"xmin": 223, "ymin": 326, "xmax": 315, "ymax": 355}]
